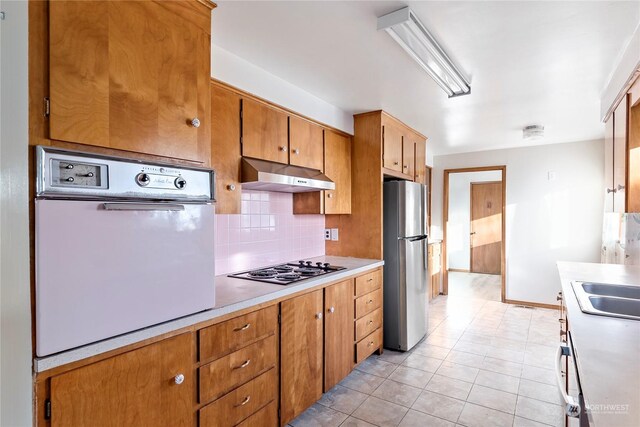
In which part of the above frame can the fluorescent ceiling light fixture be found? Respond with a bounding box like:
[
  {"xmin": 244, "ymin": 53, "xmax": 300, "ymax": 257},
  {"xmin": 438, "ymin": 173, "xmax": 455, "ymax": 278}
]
[
  {"xmin": 378, "ymin": 7, "xmax": 471, "ymax": 98},
  {"xmin": 523, "ymin": 125, "xmax": 545, "ymax": 141}
]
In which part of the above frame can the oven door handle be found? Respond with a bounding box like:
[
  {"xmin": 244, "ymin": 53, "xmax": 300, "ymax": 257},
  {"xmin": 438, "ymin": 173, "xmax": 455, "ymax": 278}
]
[
  {"xmin": 102, "ymin": 202, "xmax": 185, "ymax": 212},
  {"xmin": 556, "ymin": 344, "xmax": 581, "ymax": 418}
]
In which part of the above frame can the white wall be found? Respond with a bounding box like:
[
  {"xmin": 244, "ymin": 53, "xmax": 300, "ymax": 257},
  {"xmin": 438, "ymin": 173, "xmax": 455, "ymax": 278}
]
[
  {"xmin": 0, "ymin": 0, "xmax": 33, "ymax": 425},
  {"xmin": 447, "ymin": 171, "xmax": 502, "ymax": 271},
  {"xmin": 433, "ymin": 140, "xmax": 604, "ymax": 305},
  {"xmin": 211, "ymin": 44, "xmax": 354, "ymax": 134}
]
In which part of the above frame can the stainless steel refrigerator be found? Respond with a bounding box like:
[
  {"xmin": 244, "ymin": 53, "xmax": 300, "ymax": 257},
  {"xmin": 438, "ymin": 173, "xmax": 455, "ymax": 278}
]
[{"xmin": 383, "ymin": 180, "xmax": 429, "ymax": 351}]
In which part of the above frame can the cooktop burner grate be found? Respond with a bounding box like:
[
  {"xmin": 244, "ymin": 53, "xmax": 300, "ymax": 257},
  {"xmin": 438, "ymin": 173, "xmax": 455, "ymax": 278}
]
[{"xmin": 228, "ymin": 260, "xmax": 347, "ymax": 285}]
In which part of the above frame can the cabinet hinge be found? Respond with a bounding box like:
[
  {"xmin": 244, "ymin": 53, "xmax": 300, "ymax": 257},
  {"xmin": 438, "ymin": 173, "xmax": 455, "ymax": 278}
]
[
  {"xmin": 44, "ymin": 399, "xmax": 51, "ymax": 420},
  {"xmin": 278, "ymin": 313, "xmax": 281, "ymax": 324},
  {"xmin": 43, "ymin": 97, "xmax": 50, "ymax": 118}
]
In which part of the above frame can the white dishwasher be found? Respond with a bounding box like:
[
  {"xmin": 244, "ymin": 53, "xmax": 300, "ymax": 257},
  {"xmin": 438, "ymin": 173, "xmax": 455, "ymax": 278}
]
[{"xmin": 35, "ymin": 146, "xmax": 216, "ymax": 356}]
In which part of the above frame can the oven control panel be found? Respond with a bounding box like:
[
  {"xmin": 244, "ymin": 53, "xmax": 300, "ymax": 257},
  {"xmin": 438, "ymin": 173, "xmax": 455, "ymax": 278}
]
[{"xmin": 52, "ymin": 159, "xmax": 108, "ymax": 189}]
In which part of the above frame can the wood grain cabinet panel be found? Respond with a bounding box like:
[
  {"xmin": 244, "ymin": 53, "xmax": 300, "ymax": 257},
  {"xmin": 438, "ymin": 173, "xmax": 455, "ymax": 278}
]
[
  {"xmin": 356, "ymin": 328, "xmax": 382, "ymax": 364},
  {"xmin": 199, "ymin": 335, "xmax": 277, "ymax": 404},
  {"xmin": 382, "ymin": 124, "xmax": 403, "ymax": 172},
  {"xmin": 604, "ymin": 115, "xmax": 615, "ymax": 212},
  {"xmin": 235, "ymin": 401, "xmax": 278, "ymax": 427},
  {"xmin": 49, "ymin": 0, "xmax": 212, "ymax": 163},
  {"xmin": 280, "ymin": 290, "xmax": 323, "ymax": 425},
  {"xmin": 324, "ymin": 130, "xmax": 352, "ymax": 214},
  {"xmin": 211, "ymin": 84, "xmax": 242, "ymax": 214},
  {"xmin": 613, "ymin": 99, "xmax": 628, "ymax": 212},
  {"xmin": 289, "ymin": 116, "xmax": 324, "ymax": 171},
  {"xmin": 414, "ymin": 137, "xmax": 427, "ymax": 185},
  {"xmin": 324, "ymin": 280, "xmax": 354, "ymax": 392},
  {"xmin": 199, "ymin": 305, "xmax": 278, "ymax": 362},
  {"xmin": 198, "ymin": 368, "xmax": 276, "ymax": 427},
  {"xmin": 402, "ymin": 137, "xmax": 415, "ymax": 178},
  {"xmin": 355, "ymin": 308, "xmax": 382, "ymax": 342},
  {"xmin": 50, "ymin": 333, "xmax": 193, "ymax": 427},
  {"xmin": 354, "ymin": 269, "xmax": 382, "ymax": 297},
  {"xmin": 629, "ymin": 95, "xmax": 640, "ymax": 212},
  {"xmin": 241, "ymin": 98, "xmax": 289, "ymax": 164},
  {"xmin": 355, "ymin": 288, "xmax": 383, "ymax": 319}
]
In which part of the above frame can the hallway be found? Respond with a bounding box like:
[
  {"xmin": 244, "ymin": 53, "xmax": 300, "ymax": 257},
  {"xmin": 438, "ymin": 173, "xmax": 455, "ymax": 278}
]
[{"xmin": 448, "ymin": 272, "xmax": 501, "ymax": 301}]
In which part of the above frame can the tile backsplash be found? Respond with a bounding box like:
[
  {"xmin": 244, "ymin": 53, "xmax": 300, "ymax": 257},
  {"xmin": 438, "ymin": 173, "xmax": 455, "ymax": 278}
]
[{"xmin": 214, "ymin": 190, "xmax": 325, "ymax": 275}]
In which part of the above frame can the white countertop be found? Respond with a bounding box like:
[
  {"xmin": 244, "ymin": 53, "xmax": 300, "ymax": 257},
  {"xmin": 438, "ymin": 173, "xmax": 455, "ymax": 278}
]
[
  {"xmin": 35, "ymin": 256, "xmax": 383, "ymax": 373},
  {"xmin": 557, "ymin": 261, "xmax": 640, "ymax": 427}
]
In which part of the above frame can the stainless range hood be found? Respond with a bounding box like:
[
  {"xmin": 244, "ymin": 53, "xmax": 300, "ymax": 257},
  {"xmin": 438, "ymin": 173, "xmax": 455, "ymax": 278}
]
[{"xmin": 241, "ymin": 157, "xmax": 335, "ymax": 193}]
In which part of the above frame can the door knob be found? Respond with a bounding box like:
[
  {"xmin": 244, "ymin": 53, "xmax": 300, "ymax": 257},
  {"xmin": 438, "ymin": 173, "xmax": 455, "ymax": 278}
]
[
  {"xmin": 470, "ymin": 232, "xmax": 476, "ymax": 235},
  {"xmin": 316, "ymin": 312, "xmax": 323, "ymax": 319},
  {"xmin": 607, "ymin": 188, "xmax": 617, "ymax": 194},
  {"xmin": 189, "ymin": 118, "xmax": 200, "ymax": 128},
  {"xmin": 328, "ymin": 307, "xmax": 335, "ymax": 313},
  {"xmin": 279, "ymin": 146, "xmax": 288, "ymax": 152},
  {"xmin": 294, "ymin": 148, "xmax": 300, "ymax": 155},
  {"xmin": 174, "ymin": 374, "xmax": 185, "ymax": 385}
]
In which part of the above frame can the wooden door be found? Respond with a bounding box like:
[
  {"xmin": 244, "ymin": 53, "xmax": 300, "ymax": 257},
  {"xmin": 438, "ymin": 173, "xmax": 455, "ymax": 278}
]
[
  {"xmin": 382, "ymin": 124, "xmax": 403, "ymax": 172},
  {"xmin": 325, "ymin": 131, "xmax": 352, "ymax": 214},
  {"xmin": 280, "ymin": 290, "xmax": 323, "ymax": 425},
  {"xmin": 613, "ymin": 99, "xmax": 628, "ymax": 213},
  {"xmin": 290, "ymin": 116, "xmax": 324, "ymax": 171},
  {"xmin": 604, "ymin": 115, "xmax": 615, "ymax": 212},
  {"xmin": 402, "ymin": 137, "xmax": 415, "ymax": 178},
  {"xmin": 211, "ymin": 84, "xmax": 241, "ymax": 214},
  {"xmin": 241, "ymin": 98, "xmax": 288, "ymax": 164},
  {"xmin": 50, "ymin": 333, "xmax": 193, "ymax": 427},
  {"xmin": 414, "ymin": 138, "xmax": 427, "ymax": 184},
  {"xmin": 49, "ymin": 1, "xmax": 211, "ymax": 163},
  {"xmin": 324, "ymin": 280, "xmax": 354, "ymax": 391},
  {"xmin": 628, "ymin": 97, "xmax": 640, "ymax": 212},
  {"xmin": 470, "ymin": 182, "xmax": 502, "ymax": 274}
]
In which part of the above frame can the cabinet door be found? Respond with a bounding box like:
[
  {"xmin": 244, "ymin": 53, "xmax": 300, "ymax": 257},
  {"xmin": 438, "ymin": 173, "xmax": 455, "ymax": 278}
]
[
  {"xmin": 242, "ymin": 98, "xmax": 289, "ymax": 164},
  {"xmin": 211, "ymin": 84, "xmax": 241, "ymax": 214},
  {"xmin": 604, "ymin": 116, "xmax": 614, "ymax": 213},
  {"xmin": 325, "ymin": 131, "xmax": 352, "ymax": 214},
  {"xmin": 629, "ymin": 96, "xmax": 640, "ymax": 212},
  {"xmin": 49, "ymin": 1, "xmax": 211, "ymax": 163},
  {"xmin": 50, "ymin": 333, "xmax": 193, "ymax": 427},
  {"xmin": 402, "ymin": 137, "xmax": 415, "ymax": 178},
  {"xmin": 414, "ymin": 138, "xmax": 427, "ymax": 184},
  {"xmin": 613, "ymin": 99, "xmax": 628, "ymax": 213},
  {"xmin": 290, "ymin": 116, "xmax": 324, "ymax": 171},
  {"xmin": 324, "ymin": 280, "xmax": 354, "ymax": 391},
  {"xmin": 383, "ymin": 124, "xmax": 403, "ymax": 172},
  {"xmin": 280, "ymin": 290, "xmax": 323, "ymax": 425}
]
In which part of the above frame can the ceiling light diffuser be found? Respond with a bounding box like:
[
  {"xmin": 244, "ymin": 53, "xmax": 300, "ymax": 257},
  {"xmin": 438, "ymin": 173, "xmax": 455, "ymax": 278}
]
[
  {"xmin": 378, "ymin": 7, "xmax": 471, "ymax": 98},
  {"xmin": 523, "ymin": 125, "xmax": 545, "ymax": 140}
]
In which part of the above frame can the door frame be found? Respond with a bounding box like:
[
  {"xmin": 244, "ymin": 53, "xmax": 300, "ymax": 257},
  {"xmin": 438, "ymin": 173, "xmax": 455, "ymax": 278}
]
[
  {"xmin": 469, "ymin": 180, "xmax": 502, "ymax": 274},
  {"xmin": 442, "ymin": 166, "xmax": 506, "ymax": 302}
]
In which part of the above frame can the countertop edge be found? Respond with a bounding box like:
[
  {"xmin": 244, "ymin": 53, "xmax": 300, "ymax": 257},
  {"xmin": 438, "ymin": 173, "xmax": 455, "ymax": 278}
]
[{"xmin": 34, "ymin": 257, "xmax": 384, "ymax": 373}]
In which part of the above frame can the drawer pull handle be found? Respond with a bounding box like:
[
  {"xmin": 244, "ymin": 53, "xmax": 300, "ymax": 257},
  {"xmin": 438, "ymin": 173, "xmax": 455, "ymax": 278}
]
[
  {"xmin": 366, "ymin": 299, "xmax": 373, "ymax": 305},
  {"xmin": 367, "ymin": 341, "xmax": 374, "ymax": 347},
  {"xmin": 234, "ymin": 359, "xmax": 251, "ymax": 369},
  {"xmin": 235, "ymin": 395, "xmax": 251, "ymax": 407},
  {"xmin": 367, "ymin": 278, "xmax": 373, "ymax": 282},
  {"xmin": 367, "ymin": 320, "xmax": 374, "ymax": 325},
  {"xmin": 234, "ymin": 323, "xmax": 251, "ymax": 332}
]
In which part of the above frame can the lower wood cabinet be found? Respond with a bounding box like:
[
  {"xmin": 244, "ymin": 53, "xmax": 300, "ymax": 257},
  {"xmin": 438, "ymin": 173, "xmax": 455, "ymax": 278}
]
[
  {"xmin": 280, "ymin": 289, "xmax": 324, "ymax": 425},
  {"xmin": 49, "ymin": 333, "xmax": 193, "ymax": 427},
  {"xmin": 324, "ymin": 279, "xmax": 355, "ymax": 391}
]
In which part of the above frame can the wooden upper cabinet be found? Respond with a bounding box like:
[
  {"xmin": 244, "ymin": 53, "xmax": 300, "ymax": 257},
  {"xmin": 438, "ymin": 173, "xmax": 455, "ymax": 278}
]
[
  {"xmin": 50, "ymin": 333, "xmax": 193, "ymax": 427},
  {"xmin": 629, "ymin": 89, "xmax": 640, "ymax": 212},
  {"xmin": 241, "ymin": 98, "xmax": 289, "ymax": 164},
  {"xmin": 383, "ymin": 124, "xmax": 403, "ymax": 172},
  {"xmin": 604, "ymin": 115, "xmax": 615, "ymax": 213},
  {"xmin": 613, "ymin": 99, "xmax": 628, "ymax": 213},
  {"xmin": 280, "ymin": 290, "xmax": 323, "ymax": 425},
  {"xmin": 324, "ymin": 280, "xmax": 354, "ymax": 392},
  {"xmin": 414, "ymin": 137, "xmax": 427, "ymax": 185},
  {"xmin": 402, "ymin": 136, "xmax": 415, "ymax": 178},
  {"xmin": 289, "ymin": 116, "xmax": 324, "ymax": 171},
  {"xmin": 48, "ymin": 0, "xmax": 212, "ymax": 163},
  {"xmin": 211, "ymin": 84, "xmax": 242, "ymax": 214},
  {"xmin": 325, "ymin": 131, "xmax": 352, "ymax": 214}
]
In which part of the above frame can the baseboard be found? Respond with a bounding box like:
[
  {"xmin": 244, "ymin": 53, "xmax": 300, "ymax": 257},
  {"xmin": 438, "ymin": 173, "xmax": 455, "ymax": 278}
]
[
  {"xmin": 504, "ymin": 299, "xmax": 560, "ymax": 310},
  {"xmin": 447, "ymin": 268, "xmax": 470, "ymax": 273}
]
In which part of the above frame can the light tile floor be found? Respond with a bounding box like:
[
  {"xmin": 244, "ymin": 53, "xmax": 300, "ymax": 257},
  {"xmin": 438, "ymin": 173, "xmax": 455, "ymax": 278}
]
[
  {"xmin": 448, "ymin": 272, "xmax": 502, "ymax": 302},
  {"xmin": 289, "ymin": 295, "xmax": 564, "ymax": 427}
]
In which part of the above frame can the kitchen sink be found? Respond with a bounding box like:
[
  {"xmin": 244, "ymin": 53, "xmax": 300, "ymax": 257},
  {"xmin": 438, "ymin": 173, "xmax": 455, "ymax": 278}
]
[
  {"xmin": 572, "ymin": 281, "xmax": 640, "ymax": 321},
  {"xmin": 581, "ymin": 282, "xmax": 640, "ymax": 300}
]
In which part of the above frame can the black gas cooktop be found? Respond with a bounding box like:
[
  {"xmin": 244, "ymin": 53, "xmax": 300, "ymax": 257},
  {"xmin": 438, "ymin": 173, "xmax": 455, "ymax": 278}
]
[{"xmin": 228, "ymin": 260, "xmax": 346, "ymax": 285}]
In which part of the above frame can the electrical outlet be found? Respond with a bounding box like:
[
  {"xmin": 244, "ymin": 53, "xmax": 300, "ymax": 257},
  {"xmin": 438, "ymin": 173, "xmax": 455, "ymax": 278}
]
[
  {"xmin": 331, "ymin": 228, "xmax": 339, "ymax": 241},
  {"xmin": 324, "ymin": 229, "xmax": 331, "ymax": 240}
]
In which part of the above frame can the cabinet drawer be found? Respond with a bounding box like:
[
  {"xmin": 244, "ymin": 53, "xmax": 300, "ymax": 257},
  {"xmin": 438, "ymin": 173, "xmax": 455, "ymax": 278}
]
[
  {"xmin": 356, "ymin": 328, "xmax": 382, "ymax": 364},
  {"xmin": 199, "ymin": 368, "xmax": 277, "ymax": 427},
  {"xmin": 355, "ymin": 288, "xmax": 382, "ymax": 319},
  {"xmin": 236, "ymin": 401, "xmax": 278, "ymax": 427},
  {"xmin": 355, "ymin": 269, "xmax": 382, "ymax": 297},
  {"xmin": 199, "ymin": 335, "xmax": 277, "ymax": 403},
  {"xmin": 355, "ymin": 308, "xmax": 382, "ymax": 341},
  {"xmin": 199, "ymin": 305, "xmax": 278, "ymax": 362}
]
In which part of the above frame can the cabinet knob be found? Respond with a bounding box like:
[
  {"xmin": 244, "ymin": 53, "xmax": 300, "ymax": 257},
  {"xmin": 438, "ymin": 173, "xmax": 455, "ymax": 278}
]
[
  {"xmin": 327, "ymin": 193, "xmax": 333, "ymax": 198},
  {"xmin": 367, "ymin": 320, "xmax": 373, "ymax": 325},
  {"xmin": 328, "ymin": 306, "xmax": 335, "ymax": 313},
  {"xmin": 606, "ymin": 188, "xmax": 617, "ymax": 194},
  {"xmin": 394, "ymin": 161, "xmax": 399, "ymax": 165},
  {"xmin": 174, "ymin": 374, "xmax": 185, "ymax": 385},
  {"xmin": 366, "ymin": 299, "xmax": 373, "ymax": 305},
  {"xmin": 234, "ymin": 396, "xmax": 251, "ymax": 407},
  {"xmin": 227, "ymin": 184, "xmax": 236, "ymax": 191},
  {"xmin": 293, "ymin": 148, "xmax": 300, "ymax": 155},
  {"xmin": 234, "ymin": 359, "xmax": 251, "ymax": 369},
  {"xmin": 617, "ymin": 184, "xmax": 625, "ymax": 191},
  {"xmin": 189, "ymin": 117, "xmax": 201, "ymax": 128},
  {"xmin": 367, "ymin": 341, "xmax": 374, "ymax": 347},
  {"xmin": 279, "ymin": 146, "xmax": 288, "ymax": 152},
  {"xmin": 316, "ymin": 312, "xmax": 323, "ymax": 320},
  {"xmin": 403, "ymin": 165, "xmax": 408, "ymax": 169}
]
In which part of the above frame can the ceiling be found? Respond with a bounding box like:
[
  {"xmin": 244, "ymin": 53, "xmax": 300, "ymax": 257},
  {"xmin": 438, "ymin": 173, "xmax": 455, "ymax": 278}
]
[{"xmin": 211, "ymin": 1, "xmax": 639, "ymax": 155}]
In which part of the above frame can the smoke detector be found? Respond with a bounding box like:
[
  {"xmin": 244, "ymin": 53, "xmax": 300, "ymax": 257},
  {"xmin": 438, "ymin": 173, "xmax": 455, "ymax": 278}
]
[{"xmin": 523, "ymin": 125, "xmax": 544, "ymax": 141}]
